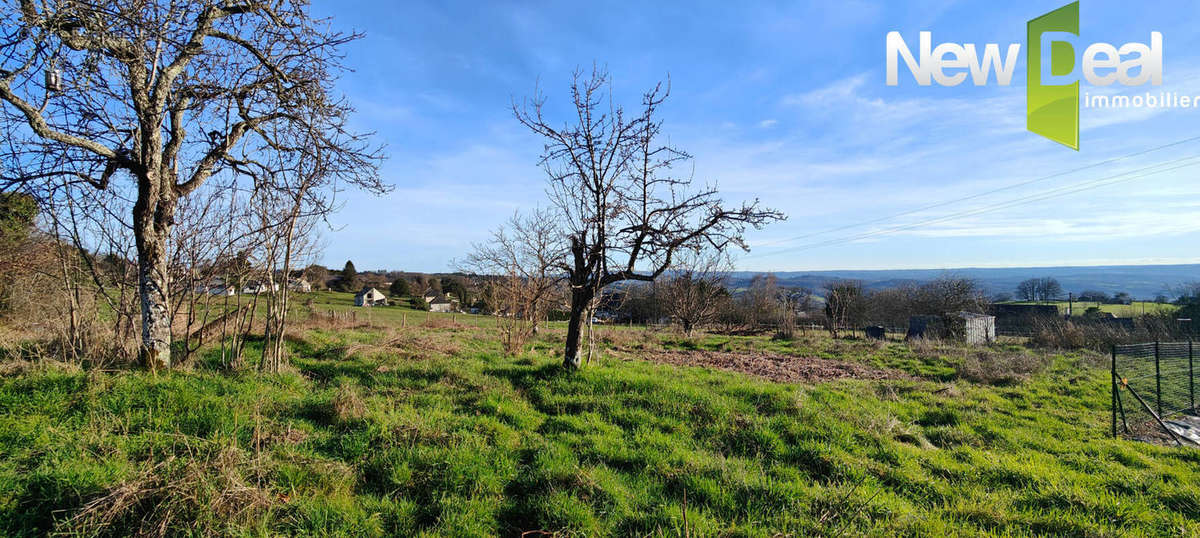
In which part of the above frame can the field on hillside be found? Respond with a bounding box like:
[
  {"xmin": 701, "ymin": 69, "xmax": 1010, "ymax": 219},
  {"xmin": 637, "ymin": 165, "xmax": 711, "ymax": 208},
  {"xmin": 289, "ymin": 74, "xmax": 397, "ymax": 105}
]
[
  {"xmin": 1005, "ymin": 300, "xmax": 1179, "ymax": 318},
  {"xmin": 1, "ymin": 292, "xmax": 1199, "ymax": 536}
]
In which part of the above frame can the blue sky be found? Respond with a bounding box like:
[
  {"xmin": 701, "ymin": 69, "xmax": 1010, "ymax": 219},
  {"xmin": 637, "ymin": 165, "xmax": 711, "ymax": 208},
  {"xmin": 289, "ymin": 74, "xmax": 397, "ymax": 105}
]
[{"xmin": 307, "ymin": 0, "xmax": 1200, "ymax": 273}]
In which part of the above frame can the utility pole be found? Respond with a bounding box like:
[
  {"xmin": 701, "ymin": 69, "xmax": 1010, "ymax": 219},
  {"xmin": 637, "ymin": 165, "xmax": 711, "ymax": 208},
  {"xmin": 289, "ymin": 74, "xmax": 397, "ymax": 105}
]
[{"xmin": 1068, "ymin": 292, "xmax": 1073, "ymax": 318}]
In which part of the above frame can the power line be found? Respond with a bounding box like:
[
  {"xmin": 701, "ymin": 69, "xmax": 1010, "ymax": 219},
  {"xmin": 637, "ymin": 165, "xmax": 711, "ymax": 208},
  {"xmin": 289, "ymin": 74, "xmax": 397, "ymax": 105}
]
[
  {"xmin": 745, "ymin": 152, "xmax": 1200, "ymax": 259},
  {"xmin": 753, "ymin": 134, "xmax": 1200, "ymax": 248}
]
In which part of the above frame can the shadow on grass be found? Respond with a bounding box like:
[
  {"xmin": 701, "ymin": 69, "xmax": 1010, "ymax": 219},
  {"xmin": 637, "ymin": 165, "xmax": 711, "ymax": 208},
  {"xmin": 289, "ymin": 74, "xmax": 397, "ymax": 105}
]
[{"xmin": 1, "ymin": 474, "xmax": 94, "ymax": 537}]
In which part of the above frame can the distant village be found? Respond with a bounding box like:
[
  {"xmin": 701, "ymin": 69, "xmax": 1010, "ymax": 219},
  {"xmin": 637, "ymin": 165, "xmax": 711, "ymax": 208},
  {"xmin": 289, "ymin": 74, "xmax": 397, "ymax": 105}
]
[{"xmin": 190, "ymin": 259, "xmax": 1198, "ymax": 349}]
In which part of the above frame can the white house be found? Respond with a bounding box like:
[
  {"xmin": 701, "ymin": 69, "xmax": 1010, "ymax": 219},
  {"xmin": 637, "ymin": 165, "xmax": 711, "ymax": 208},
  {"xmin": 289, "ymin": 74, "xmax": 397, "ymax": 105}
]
[
  {"xmin": 242, "ymin": 280, "xmax": 279, "ymax": 295},
  {"xmin": 429, "ymin": 293, "xmax": 458, "ymax": 313},
  {"xmin": 196, "ymin": 278, "xmax": 236, "ymax": 296},
  {"xmin": 208, "ymin": 285, "xmax": 236, "ymax": 296},
  {"xmin": 287, "ymin": 278, "xmax": 312, "ymax": 293},
  {"xmin": 355, "ymin": 287, "xmax": 388, "ymax": 307}
]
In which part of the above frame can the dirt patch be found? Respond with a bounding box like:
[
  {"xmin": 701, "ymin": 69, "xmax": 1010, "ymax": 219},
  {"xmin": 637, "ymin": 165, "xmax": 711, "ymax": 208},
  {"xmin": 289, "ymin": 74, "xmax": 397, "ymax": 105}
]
[
  {"xmin": 635, "ymin": 350, "xmax": 910, "ymax": 384},
  {"xmin": 1124, "ymin": 414, "xmax": 1200, "ymax": 448}
]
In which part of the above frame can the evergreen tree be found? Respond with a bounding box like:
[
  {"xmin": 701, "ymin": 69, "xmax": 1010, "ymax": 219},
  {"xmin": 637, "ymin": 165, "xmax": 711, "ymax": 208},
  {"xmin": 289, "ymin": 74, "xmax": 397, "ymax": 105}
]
[
  {"xmin": 389, "ymin": 278, "xmax": 411, "ymax": 297},
  {"xmin": 340, "ymin": 260, "xmax": 359, "ymax": 292}
]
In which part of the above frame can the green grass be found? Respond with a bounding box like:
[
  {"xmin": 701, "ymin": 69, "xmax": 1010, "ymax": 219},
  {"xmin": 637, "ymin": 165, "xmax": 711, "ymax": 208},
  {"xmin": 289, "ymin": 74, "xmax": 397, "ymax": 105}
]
[
  {"xmin": 1005, "ymin": 300, "xmax": 1179, "ymax": 318},
  {"xmin": 1, "ymin": 313, "xmax": 1198, "ymax": 536},
  {"xmin": 299, "ymin": 290, "xmax": 512, "ymax": 328}
]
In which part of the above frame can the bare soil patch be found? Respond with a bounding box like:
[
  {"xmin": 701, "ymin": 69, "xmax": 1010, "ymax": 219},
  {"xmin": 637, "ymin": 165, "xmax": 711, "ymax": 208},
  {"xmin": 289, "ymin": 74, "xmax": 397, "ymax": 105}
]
[{"xmin": 634, "ymin": 350, "xmax": 910, "ymax": 384}]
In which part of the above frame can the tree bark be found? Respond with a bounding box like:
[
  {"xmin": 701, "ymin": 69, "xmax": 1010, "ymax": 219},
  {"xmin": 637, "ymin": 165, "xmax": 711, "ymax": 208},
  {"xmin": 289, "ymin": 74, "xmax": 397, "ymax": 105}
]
[
  {"xmin": 563, "ymin": 287, "xmax": 592, "ymax": 369},
  {"xmin": 133, "ymin": 174, "xmax": 176, "ymax": 370}
]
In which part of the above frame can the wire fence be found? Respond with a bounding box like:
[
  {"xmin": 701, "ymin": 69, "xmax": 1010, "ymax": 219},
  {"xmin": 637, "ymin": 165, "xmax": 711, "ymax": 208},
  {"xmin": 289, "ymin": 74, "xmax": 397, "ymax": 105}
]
[{"xmin": 1111, "ymin": 342, "xmax": 1196, "ymax": 445}]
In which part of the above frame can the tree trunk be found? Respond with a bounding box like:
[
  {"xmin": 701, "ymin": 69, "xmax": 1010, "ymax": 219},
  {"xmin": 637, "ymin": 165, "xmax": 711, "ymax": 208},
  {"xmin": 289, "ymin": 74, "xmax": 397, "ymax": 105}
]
[
  {"xmin": 563, "ymin": 287, "xmax": 592, "ymax": 369},
  {"xmin": 134, "ymin": 178, "xmax": 176, "ymax": 370}
]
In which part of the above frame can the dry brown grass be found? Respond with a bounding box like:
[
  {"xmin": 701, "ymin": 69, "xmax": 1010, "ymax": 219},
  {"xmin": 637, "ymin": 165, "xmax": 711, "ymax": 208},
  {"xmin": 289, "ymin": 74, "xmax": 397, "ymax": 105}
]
[
  {"xmin": 0, "ymin": 357, "xmax": 82, "ymax": 378},
  {"xmin": 956, "ymin": 350, "xmax": 1052, "ymax": 386},
  {"xmin": 636, "ymin": 349, "xmax": 910, "ymax": 384},
  {"xmin": 906, "ymin": 337, "xmax": 946, "ymax": 356},
  {"xmin": 61, "ymin": 448, "xmax": 274, "ymax": 537},
  {"xmin": 379, "ymin": 328, "xmax": 465, "ymax": 357},
  {"xmin": 420, "ymin": 317, "xmax": 468, "ymax": 330},
  {"xmin": 331, "ymin": 385, "xmax": 366, "ymax": 423},
  {"xmin": 292, "ymin": 312, "xmax": 373, "ymax": 333},
  {"xmin": 593, "ymin": 327, "xmax": 659, "ymax": 351}
]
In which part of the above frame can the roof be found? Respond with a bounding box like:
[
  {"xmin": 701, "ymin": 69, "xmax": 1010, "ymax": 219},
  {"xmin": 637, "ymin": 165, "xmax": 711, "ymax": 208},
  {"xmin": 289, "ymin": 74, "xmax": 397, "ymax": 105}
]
[{"xmin": 429, "ymin": 293, "xmax": 453, "ymax": 304}]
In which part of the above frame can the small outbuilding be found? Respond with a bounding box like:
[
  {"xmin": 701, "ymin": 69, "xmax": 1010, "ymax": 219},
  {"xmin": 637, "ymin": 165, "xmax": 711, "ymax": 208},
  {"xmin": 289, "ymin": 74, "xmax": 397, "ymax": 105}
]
[
  {"xmin": 355, "ymin": 287, "xmax": 388, "ymax": 307},
  {"xmin": 208, "ymin": 285, "xmax": 236, "ymax": 296},
  {"xmin": 990, "ymin": 303, "xmax": 1061, "ymax": 334},
  {"xmin": 428, "ymin": 293, "xmax": 457, "ymax": 313},
  {"xmin": 242, "ymin": 280, "xmax": 278, "ymax": 295},
  {"xmin": 864, "ymin": 326, "xmax": 886, "ymax": 340},
  {"xmin": 907, "ymin": 311, "xmax": 995, "ymax": 345}
]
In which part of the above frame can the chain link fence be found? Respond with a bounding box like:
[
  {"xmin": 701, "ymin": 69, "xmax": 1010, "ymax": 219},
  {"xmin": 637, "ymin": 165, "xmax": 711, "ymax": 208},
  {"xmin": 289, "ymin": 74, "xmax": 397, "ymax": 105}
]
[{"xmin": 1111, "ymin": 342, "xmax": 1197, "ymax": 445}]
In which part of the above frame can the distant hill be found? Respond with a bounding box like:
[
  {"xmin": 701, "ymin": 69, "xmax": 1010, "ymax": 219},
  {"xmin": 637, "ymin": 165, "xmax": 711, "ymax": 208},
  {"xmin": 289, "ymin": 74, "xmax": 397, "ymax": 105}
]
[{"xmin": 728, "ymin": 264, "xmax": 1200, "ymax": 300}]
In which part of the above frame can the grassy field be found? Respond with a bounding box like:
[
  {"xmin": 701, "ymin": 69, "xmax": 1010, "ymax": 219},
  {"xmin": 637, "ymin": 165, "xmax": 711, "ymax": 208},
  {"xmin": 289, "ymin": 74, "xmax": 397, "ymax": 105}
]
[
  {"xmin": 1005, "ymin": 300, "xmax": 1179, "ymax": 318},
  {"xmin": 1, "ymin": 293, "xmax": 1198, "ymax": 536}
]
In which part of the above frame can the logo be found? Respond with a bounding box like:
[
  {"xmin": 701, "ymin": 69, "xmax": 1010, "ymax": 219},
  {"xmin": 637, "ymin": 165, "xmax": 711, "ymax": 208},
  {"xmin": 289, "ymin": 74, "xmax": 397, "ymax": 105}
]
[{"xmin": 886, "ymin": 2, "xmax": 1163, "ymax": 150}]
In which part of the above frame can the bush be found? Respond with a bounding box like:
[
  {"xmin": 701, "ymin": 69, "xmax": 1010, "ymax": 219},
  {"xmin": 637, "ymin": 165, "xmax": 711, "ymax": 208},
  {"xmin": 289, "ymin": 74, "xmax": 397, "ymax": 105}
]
[{"xmin": 410, "ymin": 296, "xmax": 430, "ymax": 311}]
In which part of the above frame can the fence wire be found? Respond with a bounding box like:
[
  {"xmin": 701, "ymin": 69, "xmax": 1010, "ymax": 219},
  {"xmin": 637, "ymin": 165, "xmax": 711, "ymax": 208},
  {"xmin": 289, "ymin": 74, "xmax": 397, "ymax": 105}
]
[{"xmin": 1112, "ymin": 342, "xmax": 1196, "ymax": 443}]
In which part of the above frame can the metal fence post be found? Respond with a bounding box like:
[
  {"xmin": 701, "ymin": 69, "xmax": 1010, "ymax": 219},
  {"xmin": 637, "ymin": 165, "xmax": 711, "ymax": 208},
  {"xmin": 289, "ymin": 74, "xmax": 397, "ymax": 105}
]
[
  {"xmin": 1190, "ymin": 340, "xmax": 1195, "ymax": 412},
  {"xmin": 1155, "ymin": 341, "xmax": 1162, "ymax": 418},
  {"xmin": 1111, "ymin": 345, "xmax": 1118, "ymax": 438}
]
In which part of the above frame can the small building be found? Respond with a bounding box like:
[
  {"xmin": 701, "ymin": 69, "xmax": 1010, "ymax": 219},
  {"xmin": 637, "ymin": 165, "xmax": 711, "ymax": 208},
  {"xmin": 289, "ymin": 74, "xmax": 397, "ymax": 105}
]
[
  {"xmin": 355, "ymin": 287, "xmax": 388, "ymax": 307},
  {"xmin": 990, "ymin": 303, "xmax": 1061, "ymax": 334},
  {"xmin": 195, "ymin": 278, "xmax": 234, "ymax": 295},
  {"xmin": 287, "ymin": 278, "xmax": 312, "ymax": 293},
  {"xmin": 422, "ymin": 288, "xmax": 439, "ymax": 304},
  {"xmin": 429, "ymin": 293, "xmax": 457, "ymax": 313},
  {"xmin": 864, "ymin": 326, "xmax": 886, "ymax": 340},
  {"xmin": 242, "ymin": 280, "xmax": 278, "ymax": 295},
  {"xmin": 208, "ymin": 285, "xmax": 236, "ymax": 296},
  {"xmin": 907, "ymin": 312, "xmax": 995, "ymax": 345}
]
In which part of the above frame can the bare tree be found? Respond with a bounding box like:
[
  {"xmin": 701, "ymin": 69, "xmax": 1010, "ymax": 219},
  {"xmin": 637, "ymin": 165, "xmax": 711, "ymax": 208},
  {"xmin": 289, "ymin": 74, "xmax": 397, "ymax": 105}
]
[
  {"xmin": 1016, "ymin": 277, "xmax": 1063, "ymax": 302},
  {"xmin": 738, "ymin": 273, "xmax": 783, "ymax": 330},
  {"xmin": 824, "ymin": 280, "xmax": 866, "ymax": 339},
  {"xmin": 658, "ymin": 248, "xmax": 731, "ymax": 335},
  {"xmin": 0, "ymin": 1, "xmax": 385, "ymax": 369},
  {"xmin": 461, "ymin": 208, "xmax": 564, "ymax": 355},
  {"xmin": 514, "ymin": 68, "xmax": 784, "ymax": 368},
  {"xmin": 910, "ymin": 276, "xmax": 987, "ymax": 315},
  {"xmin": 1015, "ymin": 278, "xmax": 1038, "ymax": 302},
  {"xmin": 1038, "ymin": 278, "xmax": 1064, "ymax": 302}
]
